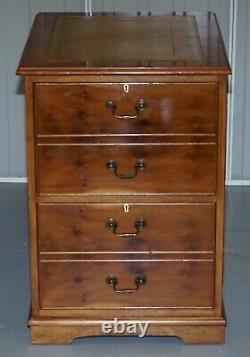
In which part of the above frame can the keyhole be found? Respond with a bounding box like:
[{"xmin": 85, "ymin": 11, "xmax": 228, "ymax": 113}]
[
  {"xmin": 124, "ymin": 204, "xmax": 129, "ymax": 213},
  {"xmin": 123, "ymin": 84, "xmax": 129, "ymax": 93}
]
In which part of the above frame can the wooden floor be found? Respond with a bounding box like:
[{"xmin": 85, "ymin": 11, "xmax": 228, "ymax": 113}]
[{"xmin": 0, "ymin": 183, "xmax": 249, "ymax": 354}]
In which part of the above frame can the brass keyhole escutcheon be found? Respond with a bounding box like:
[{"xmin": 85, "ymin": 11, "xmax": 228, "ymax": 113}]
[{"xmin": 123, "ymin": 84, "xmax": 129, "ymax": 93}]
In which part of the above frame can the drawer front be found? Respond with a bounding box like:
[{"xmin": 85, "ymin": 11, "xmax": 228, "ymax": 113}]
[
  {"xmin": 39, "ymin": 261, "xmax": 214, "ymax": 309},
  {"xmin": 37, "ymin": 144, "xmax": 217, "ymax": 194},
  {"xmin": 38, "ymin": 203, "xmax": 215, "ymax": 253},
  {"xmin": 35, "ymin": 83, "xmax": 217, "ymax": 135}
]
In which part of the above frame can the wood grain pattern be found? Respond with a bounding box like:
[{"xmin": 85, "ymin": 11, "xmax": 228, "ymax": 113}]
[
  {"xmin": 37, "ymin": 144, "xmax": 217, "ymax": 194},
  {"xmin": 39, "ymin": 260, "xmax": 214, "ymax": 309},
  {"xmin": 18, "ymin": 13, "xmax": 230, "ymax": 344},
  {"xmin": 35, "ymin": 82, "xmax": 217, "ymax": 136},
  {"xmin": 38, "ymin": 203, "xmax": 215, "ymax": 253},
  {"xmin": 24, "ymin": 77, "xmax": 40, "ymax": 316},
  {"xmin": 16, "ymin": 12, "xmax": 231, "ymax": 75},
  {"xmin": 30, "ymin": 323, "xmax": 225, "ymax": 344},
  {"xmin": 214, "ymin": 78, "xmax": 227, "ymax": 314},
  {"xmin": 47, "ymin": 15, "xmax": 203, "ymax": 63}
]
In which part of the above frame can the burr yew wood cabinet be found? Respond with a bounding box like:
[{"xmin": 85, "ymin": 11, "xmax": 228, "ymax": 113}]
[{"xmin": 17, "ymin": 12, "xmax": 231, "ymax": 344}]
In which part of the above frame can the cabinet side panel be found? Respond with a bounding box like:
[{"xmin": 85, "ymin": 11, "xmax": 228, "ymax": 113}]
[
  {"xmin": 215, "ymin": 77, "xmax": 227, "ymax": 315},
  {"xmin": 25, "ymin": 77, "xmax": 39, "ymax": 314}
]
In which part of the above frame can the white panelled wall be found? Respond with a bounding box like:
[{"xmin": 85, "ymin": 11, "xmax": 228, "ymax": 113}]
[
  {"xmin": 0, "ymin": 0, "xmax": 87, "ymax": 182},
  {"xmin": 229, "ymin": 0, "xmax": 250, "ymax": 185},
  {"xmin": 0, "ymin": 0, "xmax": 248, "ymax": 185}
]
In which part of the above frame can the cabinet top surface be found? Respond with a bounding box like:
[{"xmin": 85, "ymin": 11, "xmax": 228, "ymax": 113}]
[{"xmin": 17, "ymin": 12, "xmax": 231, "ymax": 75}]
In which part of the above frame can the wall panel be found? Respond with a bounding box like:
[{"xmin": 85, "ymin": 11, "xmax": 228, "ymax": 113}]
[
  {"xmin": 0, "ymin": 1, "xmax": 9, "ymax": 176},
  {"xmin": 231, "ymin": 0, "xmax": 250, "ymax": 180},
  {"xmin": 0, "ymin": 0, "xmax": 87, "ymax": 179},
  {"xmin": 3, "ymin": 0, "xmax": 30, "ymax": 177}
]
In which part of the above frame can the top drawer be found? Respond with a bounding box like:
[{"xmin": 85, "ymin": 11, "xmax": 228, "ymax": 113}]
[{"xmin": 34, "ymin": 83, "xmax": 217, "ymax": 136}]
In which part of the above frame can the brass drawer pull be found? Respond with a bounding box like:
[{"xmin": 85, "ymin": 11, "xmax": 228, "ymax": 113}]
[
  {"xmin": 106, "ymin": 275, "xmax": 147, "ymax": 293},
  {"xmin": 105, "ymin": 99, "xmax": 148, "ymax": 119},
  {"xmin": 106, "ymin": 218, "xmax": 147, "ymax": 238},
  {"xmin": 106, "ymin": 159, "xmax": 146, "ymax": 179}
]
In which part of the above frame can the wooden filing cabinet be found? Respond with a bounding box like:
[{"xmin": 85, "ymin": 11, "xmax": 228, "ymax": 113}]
[{"xmin": 17, "ymin": 12, "xmax": 231, "ymax": 344}]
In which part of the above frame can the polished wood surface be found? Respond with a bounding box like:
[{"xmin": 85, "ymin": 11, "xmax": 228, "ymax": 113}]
[
  {"xmin": 38, "ymin": 203, "xmax": 215, "ymax": 253},
  {"xmin": 48, "ymin": 15, "xmax": 203, "ymax": 63},
  {"xmin": 30, "ymin": 324, "xmax": 225, "ymax": 344},
  {"xmin": 17, "ymin": 12, "xmax": 231, "ymax": 75},
  {"xmin": 24, "ymin": 73, "xmax": 225, "ymax": 343},
  {"xmin": 37, "ymin": 144, "xmax": 217, "ymax": 194},
  {"xmin": 39, "ymin": 261, "xmax": 214, "ymax": 309},
  {"xmin": 18, "ymin": 13, "xmax": 230, "ymax": 344},
  {"xmin": 35, "ymin": 82, "xmax": 217, "ymax": 135}
]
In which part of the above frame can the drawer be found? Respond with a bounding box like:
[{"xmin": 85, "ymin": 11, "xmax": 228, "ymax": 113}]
[
  {"xmin": 39, "ymin": 260, "xmax": 215, "ymax": 309},
  {"xmin": 35, "ymin": 83, "xmax": 217, "ymax": 135},
  {"xmin": 38, "ymin": 203, "xmax": 215, "ymax": 253},
  {"xmin": 37, "ymin": 144, "xmax": 217, "ymax": 194}
]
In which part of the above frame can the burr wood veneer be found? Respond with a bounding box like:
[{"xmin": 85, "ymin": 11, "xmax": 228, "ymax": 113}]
[{"xmin": 17, "ymin": 12, "xmax": 231, "ymax": 344}]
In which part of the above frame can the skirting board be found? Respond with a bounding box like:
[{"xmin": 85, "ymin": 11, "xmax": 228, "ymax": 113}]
[
  {"xmin": 225, "ymin": 180, "xmax": 250, "ymax": 186},
  {"xmin": 0, "ymin": 178, "xmax": 249, "ymax": 186},
  {"xmin": 0, "ymin": 177, "xmax": 27, "ymax": 183}
]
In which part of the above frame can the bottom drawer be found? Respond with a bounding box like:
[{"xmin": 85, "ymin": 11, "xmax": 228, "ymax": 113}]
[{"xmin": 39, "ymin": 260, "xmax": 214, "ymax": 309}]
